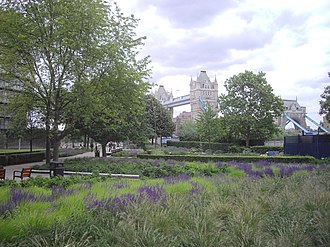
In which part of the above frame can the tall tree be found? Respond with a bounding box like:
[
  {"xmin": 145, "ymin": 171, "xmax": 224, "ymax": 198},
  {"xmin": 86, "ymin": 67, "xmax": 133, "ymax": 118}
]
[
  {"xmin": 64, "ymin": 7, "xmax": 150, "ymax": 157},
  {"xmin": 320, "ymin": 85, "xmax": 330, "ymax": 123},
  {"xmin": 219, "ymin": 71, "xmax": 284, "ymax": 147},
  {"xmin": 145, "ymin": 95, "xmax": 175, "ymax": 146},
  {"xmin": 196, "ymin": 106, "xmax": 224, "ymax": 146},
  {"xmin": 177, "ymin": 120, "xmax": 199, "ymax": 141},
  {"xmin": 0, "ymin": 1, "xmax": 149, "ymax": 162}
]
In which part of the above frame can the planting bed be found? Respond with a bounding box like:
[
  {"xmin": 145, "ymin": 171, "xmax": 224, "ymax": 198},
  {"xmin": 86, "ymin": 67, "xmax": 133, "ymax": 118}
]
[{"xmin": 0, "ymin": 158, "xmax": 329, "ymax": 246}]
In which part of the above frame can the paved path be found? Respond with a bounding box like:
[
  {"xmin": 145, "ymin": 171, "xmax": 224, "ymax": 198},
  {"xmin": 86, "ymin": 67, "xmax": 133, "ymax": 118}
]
[{"xmin": 4, "ymin": 151, "xmax": 95, "ymax": 180}]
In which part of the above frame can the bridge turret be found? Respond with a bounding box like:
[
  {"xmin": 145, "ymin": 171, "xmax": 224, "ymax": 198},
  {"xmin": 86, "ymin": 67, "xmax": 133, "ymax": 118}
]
[{"xmin": 190, "ymin": 68, "xmax": 218, "ymax": 120}]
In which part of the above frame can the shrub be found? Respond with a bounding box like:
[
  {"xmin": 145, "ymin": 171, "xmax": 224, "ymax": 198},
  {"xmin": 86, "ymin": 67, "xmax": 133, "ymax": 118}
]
[
  {"xmin": 137, "ymin": 154, "xmax": 318, "ymax": 164},
  {"xmin": 167, "ymin": 140, "xmax": 231, "ymax": 152},
  {"xmin": 250, "ymin": 146, "xmax": 283, "ymax": 154}
]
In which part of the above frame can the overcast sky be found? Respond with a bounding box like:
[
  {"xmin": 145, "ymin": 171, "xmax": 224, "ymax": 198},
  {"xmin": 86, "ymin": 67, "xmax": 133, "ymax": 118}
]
[{"xmin": 117, "ymin": 0, "xmax": 330, "ymax": 124}]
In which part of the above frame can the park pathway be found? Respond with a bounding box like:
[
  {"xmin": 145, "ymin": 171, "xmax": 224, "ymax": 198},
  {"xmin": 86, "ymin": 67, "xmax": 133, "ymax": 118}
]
[{"xmin": 4, "ymin": 151, "xmax": 95, "ymax": 180}]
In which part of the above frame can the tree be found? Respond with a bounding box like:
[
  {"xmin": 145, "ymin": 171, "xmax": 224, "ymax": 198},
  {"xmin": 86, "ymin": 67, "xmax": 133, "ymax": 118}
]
[
  {"xmin": 196, "ymin": 106, "xmax": 224, "ymax": 146},
  {"xmin": 177, "ymin": 120, "xmax": 199, "ymax": 141},
  {"xmin": 320, "ymin": 85, "xmax": 330, "ymax": 123},
  {"xmin": 4, "ymin": 91, "xmax": 44, "ymax": 151},
  {"xmin": 0, "ymin": 1, "xmax": 149, "ymax": 162},
  {"xmin": 219, "ymin": 71, "xmax": 284, "ymax": 147},
  {"xmin": 145, "ymin": 95, "xmax": 175, "ymax": 146}
]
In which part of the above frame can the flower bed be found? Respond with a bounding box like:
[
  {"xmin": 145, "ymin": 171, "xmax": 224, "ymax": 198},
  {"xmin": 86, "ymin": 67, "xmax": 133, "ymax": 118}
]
[{"xmin": 0, "ymin": 169, "xmax": 329, "ymax": 246}]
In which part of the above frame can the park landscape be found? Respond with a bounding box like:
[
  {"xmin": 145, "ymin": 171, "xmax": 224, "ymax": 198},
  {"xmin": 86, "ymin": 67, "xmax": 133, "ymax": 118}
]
[
  {"xmin": 0, "ymin": 148, "xmax": 330, "ymax": 246},
  {"xmin": 0, "ymin": 0, "xmax": 330, "ymax": 246}
]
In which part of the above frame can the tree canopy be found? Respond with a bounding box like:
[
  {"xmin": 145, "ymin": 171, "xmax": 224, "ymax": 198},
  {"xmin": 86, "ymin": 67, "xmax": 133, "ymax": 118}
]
[
  {"xmin": 0, "ymin": 0, "xmax": 150, "ymax": 160},
  {"xmin": 144, "ymin": 95, "xmax": 175, "ymax": 145},
  {"xmin": 218, "ymin": 71, "xmax": 284, "ymax": 146},
  {"xmin": 320, "ymin": 85, "xmax": 330, "ymax": 123},
  {"xmin": 196, "ymin": 106, "xmax": 225, "ymax": 145},
  {"xmin": 177, "ymin": 120, "xmax": 199, "ymax": 141}
]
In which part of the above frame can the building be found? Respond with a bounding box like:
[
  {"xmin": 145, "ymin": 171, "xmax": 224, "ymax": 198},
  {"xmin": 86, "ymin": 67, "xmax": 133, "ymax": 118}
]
[{"xmin": 190, "ymin": 68, "xmax": 218, "ymax": 120}]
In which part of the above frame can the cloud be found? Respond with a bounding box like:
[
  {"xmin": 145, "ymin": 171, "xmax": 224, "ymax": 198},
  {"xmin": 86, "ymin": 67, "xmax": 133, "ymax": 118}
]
[
  {"xmin": 133, "ymin": 0, "xmax": 236, "ymax": 28},
  {"xmin": 117, "ymin": 0, "xmax": 330, "ymax": 122}
]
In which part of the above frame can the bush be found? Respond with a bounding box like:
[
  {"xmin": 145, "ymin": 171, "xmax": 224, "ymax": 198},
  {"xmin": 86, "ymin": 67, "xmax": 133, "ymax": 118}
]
[
  {"xmin": 167, "ymin": 140, "xmax": 231, "ymax": 152},
  {"xmin": 0, "ymin": 151, "xmax": 45, "ymax": 166},
  {"xmin": 250, "ymin": 146, "xmax": 283, "ymax": 154},
  {"xmin": 137, "ymin": 154, "xmax": 318, "ymax": 164}
]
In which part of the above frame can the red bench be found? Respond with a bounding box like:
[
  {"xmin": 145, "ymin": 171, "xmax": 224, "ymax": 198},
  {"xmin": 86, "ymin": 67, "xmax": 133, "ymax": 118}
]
[{"xmin": 13, "ymin": 168, "xmax": 32, "ymax": 180}]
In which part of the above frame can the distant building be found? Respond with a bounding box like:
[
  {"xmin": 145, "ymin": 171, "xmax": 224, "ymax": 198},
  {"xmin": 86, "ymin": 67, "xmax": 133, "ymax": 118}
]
[
  {"xmin": 154, "ymin": 85, "xmax": 173, "ymax": 102},
  {"xmin": 190, "ymin": 68, "xmax": 218, "ymax": 120},
  {"xmin": 0, "ymin": 78, "xmax": 15, "ymax": 131},
  {"xmin": 153, "ymin": 68, "xmax": 219, "ymax": 132},
  {"xmin": 276, "ymin": 99, "xmax": 309, "ymax": 133},
  {"xmin": 174, "ymin": 111, "xmax": 191, "ymax": 133}
]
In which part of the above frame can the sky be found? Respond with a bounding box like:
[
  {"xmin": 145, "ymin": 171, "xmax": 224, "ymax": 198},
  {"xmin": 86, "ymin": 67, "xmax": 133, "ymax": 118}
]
[{"xmin": 116, "ymin": 0, "xmax": 330, "ymax": 125}]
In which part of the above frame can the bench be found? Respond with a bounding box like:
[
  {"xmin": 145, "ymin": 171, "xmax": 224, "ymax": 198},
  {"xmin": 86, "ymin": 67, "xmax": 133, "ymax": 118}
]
[
  {"xmin": 0, "ymin": 167, "xmax": 5, "ymax": 180},
  {"xmin": 13, "ymin": 168, "xmax": 32, "ymax": 180},
  {"xmin": 106, "ymin": 147, "xmax": 123, "ymax": 156}
]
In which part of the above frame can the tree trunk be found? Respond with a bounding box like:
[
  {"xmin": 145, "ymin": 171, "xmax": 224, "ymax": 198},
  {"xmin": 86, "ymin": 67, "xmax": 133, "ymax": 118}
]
[
  {"xmin": 246, "ymin": 138, "xmax": 250, "ymax": 147},
  {"xmin": 52, "ymin": 104, "xmax": 62, "ymax": 161},
  {"xmin": 101, "ymin": 142, "xmax": 107, "ymax": 157},
  {"xmin": 45, "ymin": 107, "xmax": 51, "ymax": 165},
  {"xmin": 30, "ymin": 128, "xmax": 33, "ymax": 152}
]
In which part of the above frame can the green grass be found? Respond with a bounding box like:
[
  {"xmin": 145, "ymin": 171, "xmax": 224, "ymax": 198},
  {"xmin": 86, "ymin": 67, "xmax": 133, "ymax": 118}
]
[{"xmin": 0, "ymin": 167, "xmax": 329, "ymax": 246}]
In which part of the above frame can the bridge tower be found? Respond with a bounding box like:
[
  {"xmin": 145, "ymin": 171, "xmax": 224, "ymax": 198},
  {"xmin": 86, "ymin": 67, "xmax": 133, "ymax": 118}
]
[
  {"xmin": 276, "ymin": 99, "xmax": 308, "ymax": 132},
  {"xmin": 190, "ymin": 68, "xmax": 218, "ymax": 120}
]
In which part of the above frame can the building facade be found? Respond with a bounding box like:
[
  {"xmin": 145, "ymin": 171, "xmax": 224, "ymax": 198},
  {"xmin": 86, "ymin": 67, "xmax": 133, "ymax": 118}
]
[{"xmin": 190, "ymin": 69, "xmax": 218, "ymax": 120}]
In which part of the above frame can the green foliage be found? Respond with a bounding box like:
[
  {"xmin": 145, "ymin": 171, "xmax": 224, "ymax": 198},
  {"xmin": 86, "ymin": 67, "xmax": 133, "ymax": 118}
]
[
  {"xmin": 249, "ymin": 146, "xmax": 283, "ymax": 154},
  {"xmin": 137, "ymin": 154, "xmax": 318, "ymax": 164},
  {"xmin": 145, "ymin": 95, "xmax": 175, "ymax": 139},
  {"xmin": 219, "ymin": 71, "xmax": 284, "ymax": 146},
  {"xmin": 0, "ymin": 151, "xmax": 45, "ymax": 166},
  {"xmin": 320, "ymin": 85, "xmax": 330, "ymax": 122},
  {"xmin": 177, "ymin": 120, "xmax": 199, "ymax": 141},
  {"xmin": 0, "ymin": 0, "xmax": 150, "ymax": 161},
  {"xmin": 0, "ymin": 172, "xmax": 329, "ymax": 246},
  {"xmin": 167, "ymin": 140, "xmax": 231, "ymax": 151},
  {"xmin": 196, "ymin": 107, "xmax": 229, "ymax": 145}
]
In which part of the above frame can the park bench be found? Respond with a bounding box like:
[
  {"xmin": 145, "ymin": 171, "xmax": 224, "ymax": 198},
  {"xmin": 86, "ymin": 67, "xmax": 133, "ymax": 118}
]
[
  {"xmin": 0, "ymin": 167, "xmax": 5, "ymax": 180},
  {"xmin": 13, "ymin": 167, "xmax": 32, "ymax": 180}
]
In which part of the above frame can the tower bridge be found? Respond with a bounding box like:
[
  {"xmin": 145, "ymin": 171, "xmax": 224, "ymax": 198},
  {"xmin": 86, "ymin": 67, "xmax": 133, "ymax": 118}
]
[{"xmin": 154, "ymin": 69, "xmax": 329, "ymax": 134}]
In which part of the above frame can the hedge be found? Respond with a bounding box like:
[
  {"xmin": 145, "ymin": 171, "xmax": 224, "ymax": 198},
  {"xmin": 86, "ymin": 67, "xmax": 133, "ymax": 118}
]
[
  {"xmin": 249, "ymin": 146, "xmax": 283, "ymax": 154},
  {"xmin": 167, "ymin": 140, "xmax": 231, "ymax": 151},
  {"xmin": 0, "ymin": 151, "xmax": 45, "ymax": 166},
  {"xmin": 137, "ymin": 154, "xmax": 318, "ymax": 164}
]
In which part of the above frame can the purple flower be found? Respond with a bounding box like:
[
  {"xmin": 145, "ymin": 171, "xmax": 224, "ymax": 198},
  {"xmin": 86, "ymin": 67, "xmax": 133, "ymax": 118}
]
[
  {"xmin": 163, "ymin": 173, "xmax": 191, "ymax": 184},
  {"xmin": 138, "ymin": 184, "xmax": 167, "ymax": 202},
  {"xmin": 188, "ymin": 181, "xmax": 205, "ymax": 196},
  {"xmin": 84, "ymin": 192, "xmax": 139, "ymax": 215},
  {"xmin": 215, "ymin": 162, "xmax": 225, "ymax": 168},
  {"xmin": 263, "ymin": 167, "xmax": 274, "ymax": 176},
  {"xmin": 236, "ymin": 163, "xmax": 253, "ymax": 173},
  {"xmin": 254, "ymin": 160, "xmax": 273, "ymax": 167}
]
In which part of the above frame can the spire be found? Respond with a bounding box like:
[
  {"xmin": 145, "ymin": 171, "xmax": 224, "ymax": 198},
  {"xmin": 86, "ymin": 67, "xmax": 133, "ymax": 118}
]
[{"xmin": 214, "ymin": 75, "xmax": 217, "ymax": 83}]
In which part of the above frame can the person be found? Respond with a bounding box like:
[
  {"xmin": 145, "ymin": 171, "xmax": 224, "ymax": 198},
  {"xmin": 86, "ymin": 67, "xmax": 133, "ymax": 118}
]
[
  {"xmin": 90, "ymin": 142, "xmax": 94, "ymax": 151},
  {"xmin": 94, "ymin": 144, "xmax": 100, "ymax": 157}
]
